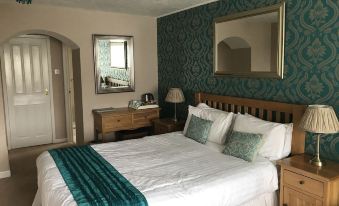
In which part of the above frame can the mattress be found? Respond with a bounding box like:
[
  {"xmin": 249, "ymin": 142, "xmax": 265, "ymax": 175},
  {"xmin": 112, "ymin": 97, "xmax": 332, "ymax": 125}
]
[{"xmin": 35, "ymin": 132, "xmax": 278, "ymax": 206}]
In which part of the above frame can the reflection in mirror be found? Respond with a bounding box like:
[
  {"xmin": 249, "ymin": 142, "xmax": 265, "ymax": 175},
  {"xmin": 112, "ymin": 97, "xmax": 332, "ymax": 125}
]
[
  {"xmin": 93, "ymin": 35, "xmax": 134, "ymax": 93},
  {"xmin": 214, "ymin": 2, "xmax": 285, "ymax": 78}
]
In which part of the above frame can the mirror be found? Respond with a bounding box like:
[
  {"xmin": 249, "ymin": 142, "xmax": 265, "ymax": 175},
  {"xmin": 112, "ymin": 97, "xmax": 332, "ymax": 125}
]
[
  {"xmin": 214, "ymin": 2, "xmax": 285, "ymax": 78},
  {"xmin": 93, "ymin": 35, "xmax": 134, "ymax": 93}
]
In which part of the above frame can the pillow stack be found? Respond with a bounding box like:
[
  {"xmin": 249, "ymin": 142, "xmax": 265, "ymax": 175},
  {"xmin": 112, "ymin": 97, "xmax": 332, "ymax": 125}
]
[
  {"xmin": 232, "ymin": 113, "xmax": 293, "ymax": 161},
  {"xmin": 183, "ymin": 104, "xmax": 293, "ymax": 162},
  {"xmin": 183, "ymin": 104, "xmax": 234, "ymax": 145}
]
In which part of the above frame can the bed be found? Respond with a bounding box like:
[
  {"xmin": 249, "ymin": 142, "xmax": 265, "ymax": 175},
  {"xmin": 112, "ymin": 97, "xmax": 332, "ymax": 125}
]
[{"xmin": 33, "ymin": 92, "xmax": 306, "ymax": 206}]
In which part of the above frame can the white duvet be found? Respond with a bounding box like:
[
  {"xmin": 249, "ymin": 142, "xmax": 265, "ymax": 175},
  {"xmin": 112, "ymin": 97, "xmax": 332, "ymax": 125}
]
[{"xmin": 35, "ymin": 132, "xmax": 278, "ymax": 206}]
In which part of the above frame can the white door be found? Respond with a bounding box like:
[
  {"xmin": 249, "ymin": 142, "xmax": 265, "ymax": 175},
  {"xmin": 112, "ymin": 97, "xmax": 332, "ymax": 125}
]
[{"xmin": 2, "ymin": 36, "xmax": 53, "ymax": 149}]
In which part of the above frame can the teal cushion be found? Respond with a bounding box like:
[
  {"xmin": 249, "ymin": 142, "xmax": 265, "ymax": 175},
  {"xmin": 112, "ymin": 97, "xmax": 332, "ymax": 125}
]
[
  {"xmin": 185, "ymin": 114, "xmax": 213, "ymax": 144},
  {"xmin": 223, "ymin": 131, "xmax": 263, "ymax": 162}
]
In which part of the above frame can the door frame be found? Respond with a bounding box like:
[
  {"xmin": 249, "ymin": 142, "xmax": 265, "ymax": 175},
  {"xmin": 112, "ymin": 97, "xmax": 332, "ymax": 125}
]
[
  {"xmin": 62, "ymin": 44, "xmax": 75, "ymax": 143},
  {"xmin": 0, "ymin": 35, "xmax": 56, "ymax": 149},
  {"xmin": 0, "ymin": 45, "xmax": 12, "ymax": 149}
]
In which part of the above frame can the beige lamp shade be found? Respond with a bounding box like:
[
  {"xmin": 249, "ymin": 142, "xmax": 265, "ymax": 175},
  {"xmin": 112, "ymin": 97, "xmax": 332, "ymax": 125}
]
[
  {"xmin": 165, "ymin": 88, "xmax": 185, "ymax": 103},
  {"xmin": 299, "ymin": 105, "xmax": 339, "ymax": 134}
]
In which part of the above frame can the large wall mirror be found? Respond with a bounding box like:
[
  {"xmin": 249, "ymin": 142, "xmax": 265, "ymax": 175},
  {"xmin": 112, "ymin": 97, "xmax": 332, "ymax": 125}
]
[
  {"xmin": 93, "ymin": 35, "xmax": 134, "ymax": 93},
  {"xmin": 214, "ymin": 2, "xmax": 285, "ymax": 78}
]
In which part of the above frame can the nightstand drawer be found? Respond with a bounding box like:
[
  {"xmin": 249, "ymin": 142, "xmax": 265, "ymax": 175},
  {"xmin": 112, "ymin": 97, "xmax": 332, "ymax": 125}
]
[{"xmin": 283, "ymin": 170, "xmax": 324, "ymax": 197}]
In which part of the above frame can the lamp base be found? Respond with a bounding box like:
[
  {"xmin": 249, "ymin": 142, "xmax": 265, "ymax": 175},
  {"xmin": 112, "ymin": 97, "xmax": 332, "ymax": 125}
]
[
  {"xmin": 309, "ymin": 133, "xmax": 325, "ymax": 167},
  {"xmin": 310, "ymin": 156, "xmax": 325, "ymax": 167}
]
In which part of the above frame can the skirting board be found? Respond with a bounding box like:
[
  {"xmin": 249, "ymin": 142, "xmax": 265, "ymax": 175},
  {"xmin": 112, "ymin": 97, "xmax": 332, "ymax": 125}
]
[
  {"xmin": 0, "ymin": 170, "xmax": 11, "ymax": 179},
  {"xmin": 53, "ymin": 138, "xmax": 68, "ymax": 144}
]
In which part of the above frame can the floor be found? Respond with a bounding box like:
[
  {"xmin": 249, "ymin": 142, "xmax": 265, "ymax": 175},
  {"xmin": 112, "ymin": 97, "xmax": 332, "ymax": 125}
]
[{"xmin": 0, "ymin": 143, "xmax": 72, "ymax": 206}]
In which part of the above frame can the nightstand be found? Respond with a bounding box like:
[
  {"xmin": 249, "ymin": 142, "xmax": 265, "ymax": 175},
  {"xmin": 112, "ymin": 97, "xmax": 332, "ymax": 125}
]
[
  {"xmin": 278, "ymin": 154, "xmax": 339, "ymax": 206},
  {"xmin": 153, "ymin": 118, "xmax": 185, "ymax": 135}
]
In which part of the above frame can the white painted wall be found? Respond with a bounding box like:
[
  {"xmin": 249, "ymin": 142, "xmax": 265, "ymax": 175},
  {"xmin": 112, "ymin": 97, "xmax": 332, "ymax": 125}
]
[{"xmin": 0, "ymin": 3, "xmax": 158, "ymax": 174}]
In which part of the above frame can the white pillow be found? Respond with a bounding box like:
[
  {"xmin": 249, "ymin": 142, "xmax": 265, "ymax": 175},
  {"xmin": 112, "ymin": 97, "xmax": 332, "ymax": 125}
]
[
  {"xmin": 197, "ymin": 103, "xmax": 210, "ymax": 109},
  {"xmin": 282, "ymin": 123, "xmax": 293, "ymax": 157},
  {"xmin": 183, "ymin": 105, "xmax": 234, "ymax": 145},
  {"xmin": 244, "ymin": 113, "xmax": 293, "ymax": 158},
  {"xmin": 200, "ymin": 108, "xmax": 234, "ymax": 144},
  {"xmin": 233, "ymin": 113, "xmax": 287, "ymax": 161}
]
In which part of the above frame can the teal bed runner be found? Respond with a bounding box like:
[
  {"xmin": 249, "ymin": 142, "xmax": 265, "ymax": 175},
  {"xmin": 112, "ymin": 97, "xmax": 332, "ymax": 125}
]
[{"xmin": 49, "ymin": 145, "xmax": 148, "ymax": 206}]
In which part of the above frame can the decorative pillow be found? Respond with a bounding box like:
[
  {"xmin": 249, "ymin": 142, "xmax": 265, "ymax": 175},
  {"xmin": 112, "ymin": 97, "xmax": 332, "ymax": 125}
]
[
  {"xmin": 184, "ymin": 105, "xmax": 234, "ymax": 145},
  {"xmin": 223, "ymin": 131, "xmax": 263, "ymax": 162},
  {"xmin": 183, "ymin": 105, "xmax": 204, "ymax": 134},
  {"xmin": 185, "ymin": 114, "xmax": 213, "ymax": 144},
  {"xmin": 234, "ymin": 113, "xmax": 288, "ymax": 161}
]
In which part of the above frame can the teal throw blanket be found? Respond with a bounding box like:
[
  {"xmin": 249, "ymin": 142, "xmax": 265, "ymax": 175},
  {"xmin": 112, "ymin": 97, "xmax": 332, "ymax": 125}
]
[{"xmin": 49, "ymin": 145, "xmax": 148, "ymax": 206}]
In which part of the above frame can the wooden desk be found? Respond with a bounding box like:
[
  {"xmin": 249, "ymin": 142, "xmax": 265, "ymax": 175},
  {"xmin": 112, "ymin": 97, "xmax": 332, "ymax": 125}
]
[{"xmin": 93, "ymin": 107, "xmax": 160, "ymax": 142}]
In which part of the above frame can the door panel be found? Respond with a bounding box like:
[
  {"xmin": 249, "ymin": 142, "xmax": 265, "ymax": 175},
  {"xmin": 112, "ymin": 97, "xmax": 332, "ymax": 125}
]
[
  {"xmin": 3, "ymin": 36, "xmax": 53, "ymax": 149},
  {"xmin": 283, "ymin": 186, "xmax": 323, "ymax": 206}
]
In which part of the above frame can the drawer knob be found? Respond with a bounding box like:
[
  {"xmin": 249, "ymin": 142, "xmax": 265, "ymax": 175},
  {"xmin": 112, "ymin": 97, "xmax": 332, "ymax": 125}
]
[
  {"xmin": 117, "ymin": 120, "xmax": 121, "ymax": 122},
  {"xmin": 299, "ymin": 180, "xmax": 304, "ymax": 185}
]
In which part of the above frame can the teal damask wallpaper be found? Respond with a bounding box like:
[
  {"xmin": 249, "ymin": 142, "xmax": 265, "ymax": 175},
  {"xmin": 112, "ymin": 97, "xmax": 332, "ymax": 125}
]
[{"xmin": 157, "ymin": 0, "xmax": 339, "ymax": 161}]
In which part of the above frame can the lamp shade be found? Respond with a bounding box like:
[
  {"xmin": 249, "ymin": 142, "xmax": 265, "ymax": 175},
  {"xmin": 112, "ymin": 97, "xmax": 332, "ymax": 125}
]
[
  {"xmin": 165, "ymin": 88, "xmax": 185, "ymax": 103},
  {"xmin": 299, "ymin": 105, "xmax": 339, "ymax": 134}
]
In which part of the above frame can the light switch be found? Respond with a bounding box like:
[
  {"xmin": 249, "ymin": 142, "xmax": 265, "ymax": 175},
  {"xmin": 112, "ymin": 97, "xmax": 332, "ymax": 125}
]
[{"xmin": 54, "ymin": 69, "xmax": 60, "ymax": 75}]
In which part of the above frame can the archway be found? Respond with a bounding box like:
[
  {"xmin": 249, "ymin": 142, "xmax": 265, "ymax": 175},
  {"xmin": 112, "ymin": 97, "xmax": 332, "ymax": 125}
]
[
  {"xmin": 0, "ymin": 30, "xmax": 84, "ymax": 162},
  {"xmin": 218, "ymin": 36, "xmax": 251, "ymax": 72}
]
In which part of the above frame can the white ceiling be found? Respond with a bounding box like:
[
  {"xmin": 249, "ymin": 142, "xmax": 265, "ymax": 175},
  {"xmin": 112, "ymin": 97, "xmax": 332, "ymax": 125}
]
[{"xmin": 0, "ymin": 0, "xmax": 218, "ymax": 17}]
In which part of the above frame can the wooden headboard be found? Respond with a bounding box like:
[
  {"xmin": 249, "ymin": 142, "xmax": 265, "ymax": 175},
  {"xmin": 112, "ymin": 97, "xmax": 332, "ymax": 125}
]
[{"xmin": 195, "ymin": 92, "xmax": 306, "ymax": 154}]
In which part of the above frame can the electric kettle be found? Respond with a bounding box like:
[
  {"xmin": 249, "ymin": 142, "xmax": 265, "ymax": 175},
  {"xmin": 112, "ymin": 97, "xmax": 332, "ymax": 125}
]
[{"xmin": 141, "ymin": 93, "xmax": 154, "ymax": 104}]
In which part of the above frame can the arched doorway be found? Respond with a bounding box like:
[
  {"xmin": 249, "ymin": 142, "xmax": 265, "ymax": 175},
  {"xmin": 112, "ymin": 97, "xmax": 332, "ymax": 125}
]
[{"xmin": 0, "ymin": 30, "xmax": 83, "ymax": 150}]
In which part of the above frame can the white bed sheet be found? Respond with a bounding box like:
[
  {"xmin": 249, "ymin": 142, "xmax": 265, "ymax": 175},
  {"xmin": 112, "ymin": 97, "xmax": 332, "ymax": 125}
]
[{"xmin": 35, "ymin": 132, "xmax": 278, "ymax": 206}]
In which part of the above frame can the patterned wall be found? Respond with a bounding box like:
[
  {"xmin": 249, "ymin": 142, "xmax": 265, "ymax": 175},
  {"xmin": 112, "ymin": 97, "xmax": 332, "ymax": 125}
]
[
  {"xmin": 97, "ymin": 40, "xmax": 129, "ymax": 81},
  {"xmin": 157, "ymin": 0, "xmax": 339, "ymax": 162}
]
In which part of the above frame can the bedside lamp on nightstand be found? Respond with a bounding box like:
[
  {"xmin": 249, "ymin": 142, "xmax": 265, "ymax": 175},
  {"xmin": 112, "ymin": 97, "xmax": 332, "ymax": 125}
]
[
  {"xmin": 165, "ymin": 88, "xmax": 185, "ymax": 122},
  {"xmin": 299, "ymin": 105, "xmax": 339, "ymax": 167}
]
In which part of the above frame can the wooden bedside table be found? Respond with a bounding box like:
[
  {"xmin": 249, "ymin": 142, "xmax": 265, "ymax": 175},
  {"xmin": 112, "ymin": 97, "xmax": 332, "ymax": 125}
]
[
  {"xmin": 153, "ymin": 118, "xmax": 185, "ymax": 135},
  {"xmin": 278, "ymin": 154, "xmax": 339, "ymax": 206}
]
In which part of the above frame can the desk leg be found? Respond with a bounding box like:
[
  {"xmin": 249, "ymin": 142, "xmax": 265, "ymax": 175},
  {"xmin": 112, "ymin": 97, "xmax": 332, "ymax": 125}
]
[{"xmin": 94, "ymin": 128, "xmax": 99, "ymax": 141}]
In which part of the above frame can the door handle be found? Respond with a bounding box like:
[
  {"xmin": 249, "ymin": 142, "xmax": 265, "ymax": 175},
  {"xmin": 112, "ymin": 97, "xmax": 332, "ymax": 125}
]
[{"xmin": 45, "ymin": 88, "xmax": 49, "ymax": 96}]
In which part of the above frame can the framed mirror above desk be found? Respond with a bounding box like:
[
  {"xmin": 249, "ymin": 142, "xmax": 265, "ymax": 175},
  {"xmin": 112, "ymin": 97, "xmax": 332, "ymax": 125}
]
[
  {"xmin": 214, "ymin": 2, "xmax": 285, "ymax": 79},
  {"xmin": 93, "ymin": 34, "xmax": 135, "ymax": 94}
]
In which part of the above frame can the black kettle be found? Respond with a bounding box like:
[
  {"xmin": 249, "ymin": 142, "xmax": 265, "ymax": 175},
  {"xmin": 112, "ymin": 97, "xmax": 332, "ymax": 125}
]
[{"xmin": 141, "ymin": 93, "xmax": 154, "ymax": 104}]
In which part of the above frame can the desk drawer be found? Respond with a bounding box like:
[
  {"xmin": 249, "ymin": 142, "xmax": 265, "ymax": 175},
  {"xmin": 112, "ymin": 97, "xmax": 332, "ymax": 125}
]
[
  {"xmin": 103, "ymin": 114, "xmax": 132, "ymax": 131},
  {"xmin": 133, "ymin": 110, "xmax": 158, "ymax": 127},
  {"xmin": 283, "ymin": 170, "xmax": 324, "ymax": 197}
]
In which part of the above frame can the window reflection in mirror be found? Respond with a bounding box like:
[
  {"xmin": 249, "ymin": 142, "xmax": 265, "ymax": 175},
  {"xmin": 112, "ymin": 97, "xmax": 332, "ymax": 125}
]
[
  {"xmin": 214, "ymin": 2, "xmax": 285, "ymax": 78},
  {"xmin": 93, "ymin": 35, "xmax": 134, "ymax": 94}
]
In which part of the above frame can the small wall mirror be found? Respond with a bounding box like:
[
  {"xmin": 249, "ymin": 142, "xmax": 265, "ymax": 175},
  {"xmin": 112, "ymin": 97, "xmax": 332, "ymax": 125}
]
[
  {"xmin": 214, "ymin": 2, "xmax": 285, "ymax": 78},
  {"xmin": 93, "ymin": 35, "xmax": 134, "ymax": 93}
]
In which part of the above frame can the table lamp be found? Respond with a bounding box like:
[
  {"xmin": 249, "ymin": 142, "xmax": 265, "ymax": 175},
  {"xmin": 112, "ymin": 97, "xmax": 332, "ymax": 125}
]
[
  {"xmin": 299, "ymin": 105, "xmax": 339, "ymax": 167},
  {"xmin": 165, "ymin": 88, "xmax": 185, "ymax": 122}
]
